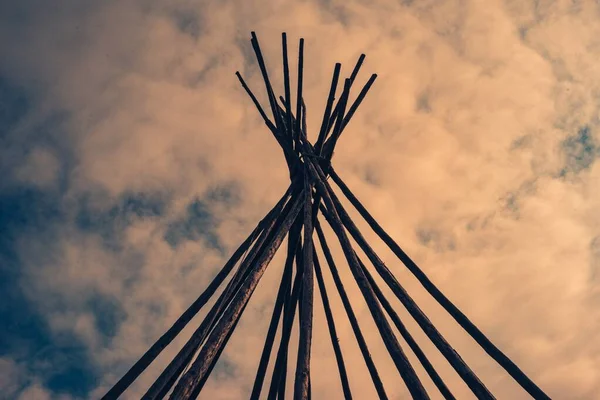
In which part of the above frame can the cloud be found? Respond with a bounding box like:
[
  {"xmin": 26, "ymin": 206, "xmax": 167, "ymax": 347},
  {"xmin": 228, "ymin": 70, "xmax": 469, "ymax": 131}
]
[
  {"xmin": 0, "ymin": 358, "xmax": 24, "ymax": 398},
  {"xmin": 1, "ymin": 0, "xmax": 600, "ymax": 398},
  {"xmin": 14, "ymin": 147, "xmax": 61, "ymax": 189}
]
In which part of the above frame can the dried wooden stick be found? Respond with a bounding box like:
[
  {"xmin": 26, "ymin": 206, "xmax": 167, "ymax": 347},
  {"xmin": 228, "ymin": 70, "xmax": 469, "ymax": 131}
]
[
  {"xmin": 235, "ymin": 71, "xmax": 294, "ymax": 168},
  {"xmin": 329, "ymin": 168, "xmax": 550, "ymax": 399},
  {"xmin": 322, "ymin": 74, "xmax": 378, "ymax": 160},
  {"xmin": 357, "ymin": 255, "xmax": 455, "ymax": 400},
  {"xmin": 282, "ymin": 33, "xmax": 294, "ymax": 141},
  {"xmin": 320, "ymin": 179, "xmax": 493, "ymax": 399},
  {"xmin": 143, "ymin": 191, "xmax": 296, "ymax": 399},
  {"xmin": 103, "ymin": 227, "xmax": 258, "ymax": 399},
  {"xmin": 312, "ymin": 248, "xmax": 352, "ymax": 399},
  {"xmin": 103, "ymin": 188, "xmax": 291, "ymax": 400},
  {"xmin": 294, "ymin": 173, "xmax": 315, "ymax": 400},
  {"xmin": 267, "ymin": 257, "xmax": 303, "ymax": 400},
  {"xmin": 295, "ymin": 38, "xmax": 305, "ymax": 142},
  {"xmin": 319, "ymin": 203, "xmax": 454, "ymax": 398},
  {"xmin": 325, "ymin": 54, "xmax": 366, "ymax": 137},
  {"xmin": 315, "ymin": 63, "xmax": 342, "ymax": 154},
  {"xmin": 191, "ymin": 299, "xmax": 250, "ymax": 397},
  {"xmin": 250, "ymin": 218, "xmax": 302, "ymax": 400},
  {"xmin": 170, "ymin": 194, "xmax": 304, "ymax": 399},
  {"xmin": 251, "ymin": 32, "xmax": 284, "ymax": 132},
  {"xmin": 315, "ymin": 220, "xmax": 388, "ymax": 399},
  {"xmin": 322, "ymin": 79, "xmax": 351, "ymax": 161},
  {"xmin": 301, "ymin": 98, "xmax": 308, "ymax": 141},
  {"xmin": 306, "ymin": 159, "xmax": 429, "ymax": 399}
]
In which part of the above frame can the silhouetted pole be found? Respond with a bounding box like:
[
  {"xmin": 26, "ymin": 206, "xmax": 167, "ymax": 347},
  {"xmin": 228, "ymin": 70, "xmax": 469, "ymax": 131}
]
[
  {"xmin": 329, "ymin": 168, "xmax": 550, "ymax": 400},
  {"xmin": 103, "ymin": 32, "xmax": 550, "ymax": 400}
]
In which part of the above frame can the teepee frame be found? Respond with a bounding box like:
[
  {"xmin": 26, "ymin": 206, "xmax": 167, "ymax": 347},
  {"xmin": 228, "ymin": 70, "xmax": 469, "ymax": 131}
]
[{"xmin": 102, "ymin": 32, "xmax": 550, "ymax": 400}]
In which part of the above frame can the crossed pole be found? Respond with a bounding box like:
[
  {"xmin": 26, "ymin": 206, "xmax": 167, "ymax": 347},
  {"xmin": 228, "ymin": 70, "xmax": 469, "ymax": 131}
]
[{"xmin": 102, "ymin": 32, "xmax": 550, "ymax": 400}]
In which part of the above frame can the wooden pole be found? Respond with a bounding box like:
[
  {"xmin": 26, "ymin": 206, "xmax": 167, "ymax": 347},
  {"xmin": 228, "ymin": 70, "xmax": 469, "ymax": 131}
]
[
  {"xmin": 191, "ymin": 299, "xmax": 250, "ymax": 398},
  {"xmin": 357, "ymin": 255, "xmax": 455, "ymax": 399},
  {"xmin": 112, "ymin": 33, "xmax": 548, "ymax": 400},
  {"xmin": 320, "ymin": 178, "xmax": 494, "ymax": 399},
  {"xmin": 329, "ymin": 168, "xmax": 550, "ymax": 399},
  {"xmin": 301, "ymin": 99, "xmax": 308, "ymax": 141},
  {"xmin": 103, "ymin": 188, "xmax": 290, "ymax": 400},
  {"xmin": 235, "ymin": 71, "xmax": 294, "ymax": 168},
  {"xmin": 319, "ymin": 203, "xmax": 454, "ymax": 399},
  {"xmin": 102, "ymin": 225, "xmax": 259, "ymax": 400},
  {"xmin": 250, "ymin": 218, "xmax": 302, "ymax": 400},
  {"xmin": 315, "ymin": 63, "xmax": 341, "ymax": 155},
  {"xmin": 145, "ymin": 210, "xmax": 290, "ymax": 400},
  {"xmin": 269, "ymin": 190, "xmax": 321, "ymax": 400},
  {"xmin": 235, "ymin": 72, "xmax": 277, "ymax": 133},
  {"xmin": 315, "ymin": 221, "xmax": 388, "ymax": 399},
  {"xmin": 251, "ymin": 33, "xmax": 284, "ymax": 132},
  {"xmin": 294, "ymin": 174, "xmax": 314, "ymax": 400},
  {"xmin": 170, "ymin": 194, "xmax": 304, "ymax": 399},
  {"xmin": 323, "ymin": 79, "xmax": 351, "ymax": 161},
  {"xmin": 312, "ymin": 248, "xmax": 352, "ymax": 399},
  {"xmin": 282, "ymin": 33, "xmax": 294, "ymax": 142},
  {"xmin": 142, "ymin": 191, "xmax": 294, "ymax": 399},
  {"xmin": 295, "ymin": 38, "xmax": 304, "ymax": 142},
  {"xmin": 267, "ymin": 258, "xmax": 303, "ymax": 400},
  {"xmin": 306, "ymin": 159, "xmax": 430, "ymax": 399},
  {"xmin": 322, "ymin": 74, "xmax": 378, "ymax": 161},
  {"xmin": 325, "ymin": 54, "xmax": 366, "ymax": 138}
]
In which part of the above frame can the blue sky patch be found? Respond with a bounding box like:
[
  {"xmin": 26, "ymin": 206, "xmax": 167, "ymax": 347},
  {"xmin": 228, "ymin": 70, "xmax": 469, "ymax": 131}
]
[
  {"xmin": 76, "ymin": 191, "xmax": 168, "ymax": 251},
  {"xmin": 164, "ymin": 198, "xmax": 222, "ymax": 251},
  {"xmin": 0, "ymin": 187, "xmax": 98, "ymax": 398},
  {"xmin": 87, "ymin": 293, "xmax": 127, "ymax": 344},
  {"xmin": 560, "ymin": 125, "xmax": 597, "ymax": 176},
  {"xmin": 170, "ymin": 8, "xmax": 202, "ymax": 40},
  {"xmin": 0, "ymin": 76, "xmax": 30, "ymax": 133}
]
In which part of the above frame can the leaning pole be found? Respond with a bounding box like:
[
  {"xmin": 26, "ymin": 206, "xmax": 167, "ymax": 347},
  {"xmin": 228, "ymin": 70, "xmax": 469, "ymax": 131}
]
[{"xmin": 102, "ymin": 32, "xmax": 550, "ymax": 400}]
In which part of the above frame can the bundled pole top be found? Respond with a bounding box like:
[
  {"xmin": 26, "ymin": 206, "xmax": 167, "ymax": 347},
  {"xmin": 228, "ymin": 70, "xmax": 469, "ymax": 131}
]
[{"xmin": 102, "ymin": 32, "xmax": 550, "ymax": 400}]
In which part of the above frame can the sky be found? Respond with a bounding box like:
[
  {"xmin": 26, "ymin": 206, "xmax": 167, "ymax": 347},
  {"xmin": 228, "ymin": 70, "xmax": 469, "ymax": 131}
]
[{"xmin": 1, "ymin": 0, "xmax": 599, "ymax": 398}]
